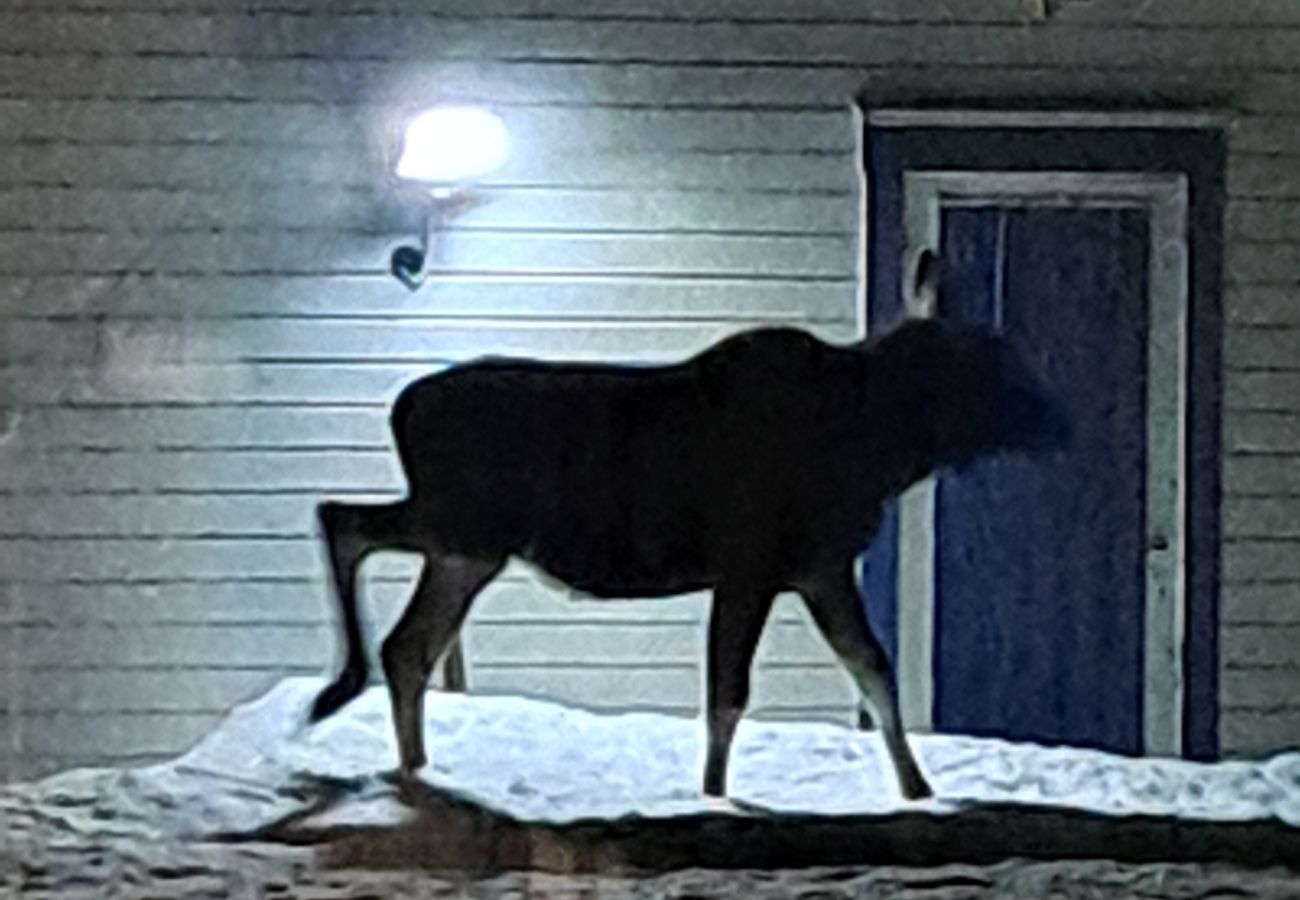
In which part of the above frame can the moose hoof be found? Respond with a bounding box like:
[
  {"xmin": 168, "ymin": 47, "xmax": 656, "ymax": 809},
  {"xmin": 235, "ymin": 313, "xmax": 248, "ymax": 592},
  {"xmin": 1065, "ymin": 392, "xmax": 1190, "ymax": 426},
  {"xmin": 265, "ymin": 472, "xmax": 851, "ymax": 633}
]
[
  {"xmin": 901, "ymin": 775, "xmax": 934, "ymax": 802},
  {"xmin": 309, "ymin": 667, "xmax": 368, "ymax": 723},
  {"xmin": 399, "ymin": 751, "xmax": 428, "ymax": 777},
  {"xmin": 379, "ymin": 765, "xmax": 426, "ymax": 793}
]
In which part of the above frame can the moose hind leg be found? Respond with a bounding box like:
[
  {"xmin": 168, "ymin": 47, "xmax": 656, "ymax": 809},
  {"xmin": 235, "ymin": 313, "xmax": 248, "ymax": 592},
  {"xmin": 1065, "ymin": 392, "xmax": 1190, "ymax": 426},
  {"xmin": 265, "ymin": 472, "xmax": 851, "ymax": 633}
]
[
  {"xmin": 439, "ymin": 640, "xmax": 468, "ymax": 692},
  {"xmin": 703, "ymin": 585, "xmax": 774, "ymax": 798},
  {"xmin": 382, "ymin": 550, "xmax": 502, "ymax": 775},
  {"xmin": 311, "ymin": 499, "xmax": 413, "ymax": 723},
  {"xmin": 800, "ymin": 569, "xmax": 933, "ymax": 801}
]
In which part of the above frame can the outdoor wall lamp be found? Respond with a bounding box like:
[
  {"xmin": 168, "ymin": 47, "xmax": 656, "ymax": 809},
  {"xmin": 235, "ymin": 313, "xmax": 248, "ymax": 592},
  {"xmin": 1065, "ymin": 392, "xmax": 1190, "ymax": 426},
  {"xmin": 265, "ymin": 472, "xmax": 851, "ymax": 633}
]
[{"xmin": 390, "ymin": 106, "xmax": 510, "ymax": 290}]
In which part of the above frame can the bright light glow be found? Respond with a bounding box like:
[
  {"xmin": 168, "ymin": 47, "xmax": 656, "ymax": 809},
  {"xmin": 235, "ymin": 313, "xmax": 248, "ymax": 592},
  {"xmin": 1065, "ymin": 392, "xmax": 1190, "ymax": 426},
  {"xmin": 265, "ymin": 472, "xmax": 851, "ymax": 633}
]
[{"xmin": 394, "ymin": 106, "xmax": 509, "ymax": 186}]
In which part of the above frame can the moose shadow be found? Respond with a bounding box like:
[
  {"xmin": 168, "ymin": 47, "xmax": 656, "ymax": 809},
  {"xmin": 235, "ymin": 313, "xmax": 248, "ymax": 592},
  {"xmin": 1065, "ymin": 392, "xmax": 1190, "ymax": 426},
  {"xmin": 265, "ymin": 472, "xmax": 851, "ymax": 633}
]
[{"xmin": 207, "ymin": 770, "xmax": 1300, "ymax": 874}]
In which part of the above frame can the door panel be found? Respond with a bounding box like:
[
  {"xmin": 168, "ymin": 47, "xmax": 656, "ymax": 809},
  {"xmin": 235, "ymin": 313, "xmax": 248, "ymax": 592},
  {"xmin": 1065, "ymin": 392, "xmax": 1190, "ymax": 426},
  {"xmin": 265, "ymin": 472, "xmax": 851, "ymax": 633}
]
[{"xmin": 933, "ymin": 206, "xmax": 1149, "ymax": 753}]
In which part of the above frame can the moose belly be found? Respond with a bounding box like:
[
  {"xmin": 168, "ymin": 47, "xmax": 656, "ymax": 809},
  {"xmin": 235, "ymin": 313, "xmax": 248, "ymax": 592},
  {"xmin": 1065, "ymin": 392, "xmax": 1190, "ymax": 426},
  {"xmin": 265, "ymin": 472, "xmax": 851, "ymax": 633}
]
[{"xmin": 516, "ymin": 520, "xmax": 714, "ymax": 599}]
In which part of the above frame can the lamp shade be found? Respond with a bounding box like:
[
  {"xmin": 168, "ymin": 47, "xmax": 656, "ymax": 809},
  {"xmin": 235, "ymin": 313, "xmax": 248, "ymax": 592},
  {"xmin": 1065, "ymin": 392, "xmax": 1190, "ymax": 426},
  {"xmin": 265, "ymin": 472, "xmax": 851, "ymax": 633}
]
[{"xmin": 394, "ymin": 106, "xmax": 509, "ymax": 186}]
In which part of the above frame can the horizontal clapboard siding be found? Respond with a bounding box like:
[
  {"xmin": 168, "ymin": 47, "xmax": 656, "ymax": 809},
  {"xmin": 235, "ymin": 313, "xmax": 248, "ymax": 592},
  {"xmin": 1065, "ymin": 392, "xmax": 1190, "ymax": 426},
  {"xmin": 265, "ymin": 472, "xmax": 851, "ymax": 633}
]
[
  {"xmin": 6, "ymin": 0, "xmax": 1300, "ymax": 25},
  {"xmin": 1221, "ymin": 251, "xmax": 1300, "ymax": 756},
  {"xmin": 1223, "ymin": 200, "xmax": 1300, "ymax": 757},
  {"xmin": 0, "ymin": 188, "xmax": 857, "ymax": 234},
  {"xmin": 0, "ymin": 105, "xmax": 854, "ymax": 155},
  {"xmin": 0, "ymin": 147, "xmax": 856, "ymax": 194},
  {"xmin": 4, "ymin": 12, "xmax": 1300, "ymax": 71},
  {"xmin": 0, "ymin": 0, "xmax": 1298, "ymax": 776},
  {"xmin": 0, "ymin": 275, "xmax": 856, "ymax": 320},
  {"xmin": 0, "ymin": 234, "xmax": 854, "ymax": 277}
]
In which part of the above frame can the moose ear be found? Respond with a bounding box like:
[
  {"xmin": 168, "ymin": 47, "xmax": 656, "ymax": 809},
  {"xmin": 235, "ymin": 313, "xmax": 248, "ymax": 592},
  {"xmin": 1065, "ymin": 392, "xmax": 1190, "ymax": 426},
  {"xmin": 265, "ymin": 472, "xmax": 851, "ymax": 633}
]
[{"xmin": 906, "ymin": 248, "xmax": 941, "ymax": 319}]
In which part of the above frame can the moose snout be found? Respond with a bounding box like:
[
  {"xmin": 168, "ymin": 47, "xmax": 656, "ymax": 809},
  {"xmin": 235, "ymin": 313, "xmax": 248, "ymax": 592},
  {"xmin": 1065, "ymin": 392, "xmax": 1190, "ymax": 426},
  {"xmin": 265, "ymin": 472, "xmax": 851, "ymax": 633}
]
[{"xmin": 1002, "ymin": 383, "xmax": 1072, "ymax": 453}]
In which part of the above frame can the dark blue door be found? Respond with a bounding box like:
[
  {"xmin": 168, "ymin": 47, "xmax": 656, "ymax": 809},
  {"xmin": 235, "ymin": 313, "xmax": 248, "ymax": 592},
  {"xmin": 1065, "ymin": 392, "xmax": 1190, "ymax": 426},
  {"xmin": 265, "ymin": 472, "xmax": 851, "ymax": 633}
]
[
  {"xmin": 862, "ymin": 125, "xmax": 1224, "ymax": 760},
  {"xmin": 933, "ymin": 206, "xmax": 1150, "ymax": 754}
]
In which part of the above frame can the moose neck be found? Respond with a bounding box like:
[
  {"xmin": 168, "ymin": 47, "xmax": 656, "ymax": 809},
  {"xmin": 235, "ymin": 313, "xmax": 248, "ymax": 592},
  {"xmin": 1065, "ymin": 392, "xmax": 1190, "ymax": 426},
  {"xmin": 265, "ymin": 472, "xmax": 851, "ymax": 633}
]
[{"xmin": 822, "ymin": 346, "xmax": 948, "ymax": 505}]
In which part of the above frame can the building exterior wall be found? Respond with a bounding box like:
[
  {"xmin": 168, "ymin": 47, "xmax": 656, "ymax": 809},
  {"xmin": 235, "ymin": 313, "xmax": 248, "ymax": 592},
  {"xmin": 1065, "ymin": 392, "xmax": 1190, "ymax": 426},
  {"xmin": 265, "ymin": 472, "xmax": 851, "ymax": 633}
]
[{"xmin": 0, "ymin": 0, "xmax": 1297, "ymax": 777}]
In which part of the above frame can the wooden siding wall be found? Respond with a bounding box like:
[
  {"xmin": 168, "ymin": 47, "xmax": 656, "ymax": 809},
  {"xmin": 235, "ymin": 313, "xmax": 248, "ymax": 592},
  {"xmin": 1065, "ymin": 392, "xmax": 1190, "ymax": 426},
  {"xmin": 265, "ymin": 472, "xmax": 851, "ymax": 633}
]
[{"xmin": 0, "ymin": 0, "xmax": 1297, "ymax": 777}]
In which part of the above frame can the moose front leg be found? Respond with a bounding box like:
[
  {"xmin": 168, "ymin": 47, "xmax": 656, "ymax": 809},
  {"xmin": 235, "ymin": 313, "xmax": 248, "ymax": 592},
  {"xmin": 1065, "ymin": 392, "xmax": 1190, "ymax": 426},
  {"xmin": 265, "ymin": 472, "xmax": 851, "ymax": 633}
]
[
  {"xmin": 800, "ymin": 567, "xmax": 933, "ymax": 801},
  {"xmin": 703, "ymin": 585, "xmax": 774, "ymax": 798}
]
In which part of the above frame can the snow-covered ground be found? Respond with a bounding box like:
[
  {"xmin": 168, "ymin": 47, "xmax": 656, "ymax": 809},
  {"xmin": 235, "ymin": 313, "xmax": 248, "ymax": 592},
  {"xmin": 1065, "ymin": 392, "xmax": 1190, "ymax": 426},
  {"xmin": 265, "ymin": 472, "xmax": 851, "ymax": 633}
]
[{"xmin": 3, "ymin": 678, "xmax": 1300, "ymax": 898}]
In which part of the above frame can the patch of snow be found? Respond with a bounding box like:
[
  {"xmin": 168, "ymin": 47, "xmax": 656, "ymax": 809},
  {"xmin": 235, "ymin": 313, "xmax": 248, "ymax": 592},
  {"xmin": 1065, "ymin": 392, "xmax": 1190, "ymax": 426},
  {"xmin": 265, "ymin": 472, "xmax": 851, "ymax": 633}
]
[
  {"xmin": 157, "ymin": 678, "xmax": 1300, "ymax": 830},
  {"xmin": 6, "ymin": 677, "xmax": 1300, "ymax": 897}
]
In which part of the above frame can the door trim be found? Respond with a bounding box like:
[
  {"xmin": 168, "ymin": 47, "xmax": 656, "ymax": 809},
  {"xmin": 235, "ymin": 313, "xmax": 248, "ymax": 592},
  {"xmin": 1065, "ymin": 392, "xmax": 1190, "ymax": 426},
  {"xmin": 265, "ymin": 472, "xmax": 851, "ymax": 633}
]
[{"xmin": 896, "ymin": 170, "xmax": 1189, "ymax": 758}]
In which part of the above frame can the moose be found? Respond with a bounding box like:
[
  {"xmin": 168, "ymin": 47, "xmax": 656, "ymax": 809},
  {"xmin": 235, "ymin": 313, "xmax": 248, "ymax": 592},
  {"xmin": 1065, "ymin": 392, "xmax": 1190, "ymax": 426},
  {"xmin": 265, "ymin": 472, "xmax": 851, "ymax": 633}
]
[{"xmin": 308, "ymin": 253, "xmax": 1069, "ymax": 801}]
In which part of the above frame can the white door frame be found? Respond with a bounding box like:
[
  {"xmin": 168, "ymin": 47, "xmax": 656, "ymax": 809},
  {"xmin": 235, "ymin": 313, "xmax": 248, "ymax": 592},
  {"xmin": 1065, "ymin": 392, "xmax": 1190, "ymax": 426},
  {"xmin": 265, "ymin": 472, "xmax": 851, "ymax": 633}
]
[{"xmin": 896, "ymin": 170, "xmax": 1189, "ymax": 757}]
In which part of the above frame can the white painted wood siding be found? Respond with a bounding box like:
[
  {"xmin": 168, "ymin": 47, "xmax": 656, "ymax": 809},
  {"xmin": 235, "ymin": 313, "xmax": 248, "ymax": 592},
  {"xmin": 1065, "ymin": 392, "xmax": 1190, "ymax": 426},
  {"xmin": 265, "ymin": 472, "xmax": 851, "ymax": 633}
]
[{"xmin": 0, "ymin": 0, "xmax": 1298, "ymax": 777}]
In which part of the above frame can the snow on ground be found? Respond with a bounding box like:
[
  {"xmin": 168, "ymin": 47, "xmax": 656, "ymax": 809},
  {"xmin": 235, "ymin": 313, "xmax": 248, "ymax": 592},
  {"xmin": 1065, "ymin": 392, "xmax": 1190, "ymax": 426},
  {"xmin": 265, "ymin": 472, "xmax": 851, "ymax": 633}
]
[{"xmin": 4, "ymin": 678, "xmax": 1300, "ymax": 897}]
